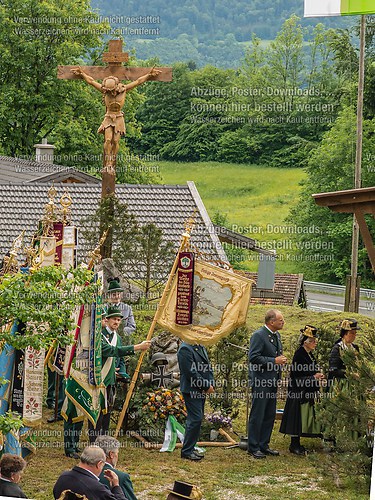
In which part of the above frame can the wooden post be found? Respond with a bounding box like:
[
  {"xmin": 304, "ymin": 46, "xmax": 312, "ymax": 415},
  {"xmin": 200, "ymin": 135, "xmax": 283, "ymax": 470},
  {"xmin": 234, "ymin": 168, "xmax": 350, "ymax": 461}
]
[{"xmin": 347, "ymin": 15, "xmax": 366, "ymax": 312}]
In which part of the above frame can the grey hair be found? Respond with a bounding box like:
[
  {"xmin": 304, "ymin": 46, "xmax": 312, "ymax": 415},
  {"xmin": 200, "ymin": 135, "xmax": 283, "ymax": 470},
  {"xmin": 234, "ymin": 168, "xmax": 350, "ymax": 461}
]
[
  {"xmin": 265, "ymin": 309, "xmax": 281, "ymax": 324},
  {"xmin": 80, "ymin": 446, "xmax": 106, "ymax": 466},
  {"xmin": 94, "ymin": 435, "xmax": 121, "ymax": 456}
]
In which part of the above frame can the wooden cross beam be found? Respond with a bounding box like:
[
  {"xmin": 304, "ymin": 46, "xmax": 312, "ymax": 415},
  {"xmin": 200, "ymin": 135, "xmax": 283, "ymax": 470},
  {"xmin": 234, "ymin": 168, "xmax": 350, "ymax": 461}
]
[
  {"xmin": 313, "ymin": 187, "xmax": 375, "ymax": 273},
  {"xmin": 58, "ymin": 39, "xmax": 172, "ymax": 82}
]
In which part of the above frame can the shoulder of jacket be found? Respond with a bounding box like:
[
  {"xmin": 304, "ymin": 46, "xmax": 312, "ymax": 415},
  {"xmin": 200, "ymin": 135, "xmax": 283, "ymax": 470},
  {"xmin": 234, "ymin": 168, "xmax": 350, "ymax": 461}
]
[
  {"xmin": 252, "ymin": 327, "xmax": 266, "ymax": 338},
  {"xmin": 178, "ymin": 342, "xmax": 191, "ymax": 350}
]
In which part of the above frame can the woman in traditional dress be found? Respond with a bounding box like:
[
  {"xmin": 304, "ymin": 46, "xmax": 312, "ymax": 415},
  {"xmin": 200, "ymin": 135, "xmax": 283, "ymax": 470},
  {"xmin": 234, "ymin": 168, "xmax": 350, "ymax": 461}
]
[
  {"xmin": 326, "ymin": 319, "xmax": 361, "ymax": 442},
  {"xmin": 328, "ymin": 319, "xmax": 360, "ymax": 383},
  {"xmin": 280, "ymin": 325, "xmax": 325, "ymax": 455}
]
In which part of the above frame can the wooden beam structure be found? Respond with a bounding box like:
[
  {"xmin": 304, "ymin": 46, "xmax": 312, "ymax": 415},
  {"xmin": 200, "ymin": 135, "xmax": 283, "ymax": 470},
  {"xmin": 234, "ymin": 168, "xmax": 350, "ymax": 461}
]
[
  {"xmin": 58, "ymin": 40, "xmax": 172, "ymax": 82},
  {"xmin": 312, "ymin": 187, "xmax": 375, "ymax": 273}
]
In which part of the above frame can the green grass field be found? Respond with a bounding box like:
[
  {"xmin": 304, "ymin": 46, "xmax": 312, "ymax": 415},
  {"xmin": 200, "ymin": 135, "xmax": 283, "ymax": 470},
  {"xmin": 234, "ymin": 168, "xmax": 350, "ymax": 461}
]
[
  {"xmin": 156, "ymin": 161, "xmax": 306, "ymax": 273},
  {"xmin": 23, "ymin": 306, "xmax": 374, "ymax": 500}
]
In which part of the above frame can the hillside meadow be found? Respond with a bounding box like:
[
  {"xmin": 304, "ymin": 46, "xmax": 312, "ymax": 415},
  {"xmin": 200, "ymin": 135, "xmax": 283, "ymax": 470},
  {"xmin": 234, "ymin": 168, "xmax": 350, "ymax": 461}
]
[
  {"xmin": 22, "ymin": 305, "xmax": 374, "ymax": 500},
  {"xmin": 156, "ymin": 161, "xmax": 306, "ymax": 274}
]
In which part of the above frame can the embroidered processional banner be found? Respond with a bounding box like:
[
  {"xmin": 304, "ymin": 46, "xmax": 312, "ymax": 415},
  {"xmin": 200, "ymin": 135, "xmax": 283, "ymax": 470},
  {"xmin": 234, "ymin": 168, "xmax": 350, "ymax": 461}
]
[
  {"xmin": 157, "ymin": 260, "xmax": 253, "ymax": 346},
  {"xmin": 63, "ymin": 272, "xmax": 104, "ymax": 426}
]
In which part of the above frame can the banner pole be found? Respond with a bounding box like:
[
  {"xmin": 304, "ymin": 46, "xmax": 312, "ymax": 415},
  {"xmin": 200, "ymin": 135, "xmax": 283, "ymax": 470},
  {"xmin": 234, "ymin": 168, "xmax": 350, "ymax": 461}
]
[{"xmin": 114, "ymin": 226, "xmax": 193, "ymax": 437}]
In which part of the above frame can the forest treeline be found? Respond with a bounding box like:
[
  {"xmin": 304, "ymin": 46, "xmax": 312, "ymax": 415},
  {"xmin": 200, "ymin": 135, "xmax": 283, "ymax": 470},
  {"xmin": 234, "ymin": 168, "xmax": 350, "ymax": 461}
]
[
  {"xmin": 129, "ymin": 17, "xmax": 362, "ymax": 168},
  {"xmin": 92, "ymin": 0, "xmax": 350, "ymax": 67},
  {"xmin": 128, "ymin": 15, "xmax": 375, "ymax": 286}
]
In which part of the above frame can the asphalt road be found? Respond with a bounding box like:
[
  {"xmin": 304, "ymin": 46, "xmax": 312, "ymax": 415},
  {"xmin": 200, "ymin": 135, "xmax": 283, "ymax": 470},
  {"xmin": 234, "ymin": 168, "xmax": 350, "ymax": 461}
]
[{"xmin": 305, "ymin": 284, "xmax": 375, "ymax": 319}]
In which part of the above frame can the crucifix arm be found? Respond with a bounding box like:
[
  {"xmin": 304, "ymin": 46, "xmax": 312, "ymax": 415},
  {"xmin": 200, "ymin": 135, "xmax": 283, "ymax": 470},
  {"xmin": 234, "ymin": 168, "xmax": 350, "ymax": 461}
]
[
  {"xmin": 71, "ymin": 66, "xmax": 102, "ymax": 91},
  {"xmin": 125, "ymin": 66, "xmax": 162, "ymax": 91}
]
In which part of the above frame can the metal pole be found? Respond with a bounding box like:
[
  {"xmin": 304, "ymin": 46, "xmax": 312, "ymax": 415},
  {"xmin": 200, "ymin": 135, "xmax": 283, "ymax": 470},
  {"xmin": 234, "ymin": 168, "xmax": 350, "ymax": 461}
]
[{"xmin": 348, "ymin": 15, "xmax": 366, "ymax": 312}]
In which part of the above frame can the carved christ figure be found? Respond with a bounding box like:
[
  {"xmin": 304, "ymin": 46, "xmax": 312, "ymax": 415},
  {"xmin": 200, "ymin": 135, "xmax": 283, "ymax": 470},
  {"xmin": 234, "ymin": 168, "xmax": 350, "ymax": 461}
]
[{"xmin": 71, "ymin": 66, "xmax": 162, "ymax": 171}]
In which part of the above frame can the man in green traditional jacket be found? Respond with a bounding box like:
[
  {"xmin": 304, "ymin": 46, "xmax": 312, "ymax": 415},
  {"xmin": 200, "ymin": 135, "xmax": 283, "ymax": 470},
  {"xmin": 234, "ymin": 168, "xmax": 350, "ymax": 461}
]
[
  {"xmin": 96, "ymin": 435, "xmax": 138, "ymax": 500},
  {"xmin": 88, "ymin": 306, "xmax": 151, "ymax": 443}
]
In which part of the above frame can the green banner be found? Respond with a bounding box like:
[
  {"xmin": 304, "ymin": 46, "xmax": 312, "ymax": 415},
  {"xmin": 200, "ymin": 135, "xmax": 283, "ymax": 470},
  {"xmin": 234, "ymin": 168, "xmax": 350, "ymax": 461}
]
[
  {"xmin": 94, "ymin": 293, "xmax": 103, "ymax": 386},
  {"xmin": 342, "ymin": 0, "xmax": 375, "ymax": 15},
  {"xmin": 64, "ymin": 375, "xmax": 105, "ymax": 426},
  {"xmin": 64, "ymin": 272, "xmax": 105, "ymax": 426}
]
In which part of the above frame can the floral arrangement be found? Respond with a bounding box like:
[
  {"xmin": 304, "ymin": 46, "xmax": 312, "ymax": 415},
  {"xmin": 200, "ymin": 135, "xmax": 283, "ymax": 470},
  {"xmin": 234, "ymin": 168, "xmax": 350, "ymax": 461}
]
[
  {"xmin": 205, "ymin": 410, "xmax": 233, "ymax": 430},
  {"xmin": 143, "ymin": 388, "xmax": 186, "ymax": 421}
]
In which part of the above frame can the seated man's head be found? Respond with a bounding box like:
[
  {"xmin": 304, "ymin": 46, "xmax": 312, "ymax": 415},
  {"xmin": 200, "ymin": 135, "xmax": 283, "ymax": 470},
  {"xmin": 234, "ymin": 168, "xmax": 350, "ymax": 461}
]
[
  {"xmin": 0, "ymin": 454, "xmax": 26, "ymax": 483},
  {"xmin": 95, "ymin": 436, "xmax": 121, "ymax": 467},
  {"xmin": 79, "ymin": 446, "xmax": 106, "ymax": 477}
]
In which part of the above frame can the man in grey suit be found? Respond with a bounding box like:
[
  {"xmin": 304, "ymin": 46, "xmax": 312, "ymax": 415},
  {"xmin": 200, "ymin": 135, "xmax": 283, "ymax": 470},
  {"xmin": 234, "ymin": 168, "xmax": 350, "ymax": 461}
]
[{"xmin": 247, "ymin": 309, "xmax": 287, "ymax": 459}]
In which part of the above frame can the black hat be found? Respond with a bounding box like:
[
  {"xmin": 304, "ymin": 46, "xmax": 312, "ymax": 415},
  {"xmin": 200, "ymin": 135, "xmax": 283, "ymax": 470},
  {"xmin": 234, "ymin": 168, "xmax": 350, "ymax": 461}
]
[
  {"xmin": 107, "ymin": 277, "xmax": 123, "ymax": 293},
  {"xmin": 298, "ymin": 325, "xmax": 318, "ymax": 346},
  {"xmin": 106, "ymin": 306, "xmax": 123, "ymax": 319},
  {"xmin": 166, "ymin": 481, "xmax": 202, "ymax": 500},
  {"xmin": 340, "ymin": 319, "xmax": 361, "ymax": 331},
  {"xmin": 299, "ymin": 325, "xmax": 318, "ymax": 338}
]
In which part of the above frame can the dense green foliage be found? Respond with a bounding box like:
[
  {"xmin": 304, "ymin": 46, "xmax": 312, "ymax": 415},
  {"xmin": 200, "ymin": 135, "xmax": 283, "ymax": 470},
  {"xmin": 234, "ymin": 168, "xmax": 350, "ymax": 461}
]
[
  {"xmin": 0, "ymin": 265, "xmax": 98, "ymax": 349},
  {"xmin": 0, "ymin": 0, "xmax": 106, "ymax": 162},
  {"xmin": 289, "ymin": 27, "xmax": 375, "ymax": 286},
  {"xmin": 130, "ymin": 17, "xmax": 342, "ymax": 167},
  {"xmin": 316, "ymin": 327, "xmax": 374, "ymax": 482},
  {"xmin": 93, "ymin": 0, "xmax": 351, "ymax": 67},
  {"xmin": 95, "ymin": 0, "xmax": 304, "ymax": 41},
  {"xmin": 0, "ymin": 0, "xmax": 152, "ymax": 178},
  {"xmin": 289, "ymin": 108, "xmax": 375, "ymax": 286}
]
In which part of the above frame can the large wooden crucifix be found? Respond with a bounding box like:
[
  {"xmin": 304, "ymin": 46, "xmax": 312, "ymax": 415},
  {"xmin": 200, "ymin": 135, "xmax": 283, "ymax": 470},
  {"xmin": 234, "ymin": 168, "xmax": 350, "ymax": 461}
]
[{"xmin": 58, "ymin": 40, "xmax": 172, "ymax": 198}]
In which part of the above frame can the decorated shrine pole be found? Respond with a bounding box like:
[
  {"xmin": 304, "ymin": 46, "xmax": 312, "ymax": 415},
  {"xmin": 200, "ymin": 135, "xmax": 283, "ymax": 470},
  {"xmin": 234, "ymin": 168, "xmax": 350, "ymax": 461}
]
[{"xmin": 114, "ymin": 222, "xmax": 194, "ymax": 437}]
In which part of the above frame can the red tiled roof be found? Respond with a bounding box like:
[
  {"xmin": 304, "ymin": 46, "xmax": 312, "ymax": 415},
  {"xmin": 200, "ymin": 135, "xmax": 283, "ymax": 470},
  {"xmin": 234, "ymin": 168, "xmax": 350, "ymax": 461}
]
[{"xmin": 242, "ymin": 272, "xmax": 305, "ymax": 306}]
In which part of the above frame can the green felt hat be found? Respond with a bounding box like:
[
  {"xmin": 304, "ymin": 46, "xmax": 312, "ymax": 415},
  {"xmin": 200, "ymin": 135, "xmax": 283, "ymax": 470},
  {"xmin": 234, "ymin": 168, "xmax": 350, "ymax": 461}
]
[
  {"xmin": 106, "ymin": 305, "xmax": 123, "ymax": 319},
  {"xmin": 107, "ymin": 277, "xmax": 123, "ymax": 293}
]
